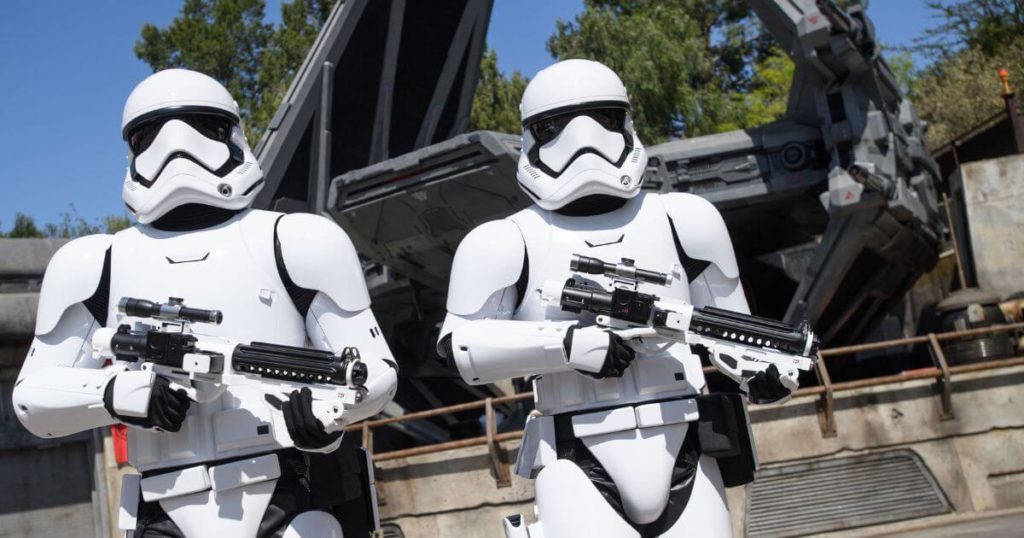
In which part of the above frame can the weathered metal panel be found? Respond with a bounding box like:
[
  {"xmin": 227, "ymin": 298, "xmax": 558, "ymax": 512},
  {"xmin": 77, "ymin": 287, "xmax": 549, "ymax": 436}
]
[
  {"xmin": 956, "ymin": 154, "xmax": 1024, "ymax": 299},
  {"xmin": 746, "ymin": 450, "xmax": 951, "ymax": 537}
]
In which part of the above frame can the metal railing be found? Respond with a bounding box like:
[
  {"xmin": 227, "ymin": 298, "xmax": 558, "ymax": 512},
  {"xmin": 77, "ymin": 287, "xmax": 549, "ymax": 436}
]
[{"xmin": 349, "ymin": 323, "xmax": 1024, "ymax": 485}]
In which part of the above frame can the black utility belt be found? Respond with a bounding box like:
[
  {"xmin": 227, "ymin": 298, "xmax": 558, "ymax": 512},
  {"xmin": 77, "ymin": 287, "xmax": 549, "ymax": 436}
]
[
  {"xmin": 696, "ymin": 392, "xmax": 757, "ymax": 487},
  {"xmin": 141, "ymin": 447, "xmax": 308, "ymax": 481},
  {"xmin": 552, "ymin": 393, "xmax": 757, "ymax": 487}
]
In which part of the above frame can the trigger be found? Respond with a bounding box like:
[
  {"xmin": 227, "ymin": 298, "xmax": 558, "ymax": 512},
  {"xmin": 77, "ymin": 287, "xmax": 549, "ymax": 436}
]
[
  {"xmin": 264, "ymin": 394, "xmax": 285, "ymax": 410},
  {"xmin": 169, "ymin": 381, "xmax": 198, "ymax": 402},
  {"xmin": 689, "ymin": 343, "xmax": 711, "ymax": 364}
]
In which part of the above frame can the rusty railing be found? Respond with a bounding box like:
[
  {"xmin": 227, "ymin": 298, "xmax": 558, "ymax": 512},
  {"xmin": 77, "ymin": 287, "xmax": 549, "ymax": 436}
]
[{"xmin": 348, "ymin": 323, "xmax": 1024, "ymax": 485}]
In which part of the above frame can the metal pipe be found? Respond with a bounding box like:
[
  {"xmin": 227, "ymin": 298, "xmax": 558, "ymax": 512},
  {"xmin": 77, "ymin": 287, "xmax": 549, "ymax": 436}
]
[
  {"xmin": 345, "ymin": 392, "xmax": 533, "ymax": 432},
  {"xmin": 373, "ymin": 431, "xmax": 523, "ymax": 462},
  {"xmin": 369, "ymin": 355, "xmax": 1024, "ymax": 462},
  {"xmin": 928, "ymin": 332, "xmax": 955, "ymax": 419},
  {"xmin": 818, "ymin": 322, "xmax": 1024, "ymax": 357},
  {"xmin": 357, "ymin": 324, "xmax": 1024, "ymax": 460},
  {"xmin": 791, "ymin": 356, "xmax": 1024, "ymax": 396}
]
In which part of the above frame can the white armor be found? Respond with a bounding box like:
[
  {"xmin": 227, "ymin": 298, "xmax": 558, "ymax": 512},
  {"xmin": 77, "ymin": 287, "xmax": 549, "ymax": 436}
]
[
  {"xmin": 120, "ymin": 69, "xmax": 264, "ymax": 224},
  {"xmin": 440, "ymin": 60, "xmax": 782, "ymax": 537},
  {"xmin": 13, "ymin": 70, "xmax": 396, "ymax": 537},
  {"xmin": 517, "ymin": 59, "xmax": 647, "ymax": 210}
]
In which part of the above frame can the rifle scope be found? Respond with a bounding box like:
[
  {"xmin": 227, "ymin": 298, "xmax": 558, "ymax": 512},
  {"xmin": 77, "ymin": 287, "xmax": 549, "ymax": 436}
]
[
  {"xmin": 119, "ymin": 297, "xmax": 223, "ymax": 325},
  {"xmin": 570, "ymin": 254, "xmax": 672, "ymax": 286}
]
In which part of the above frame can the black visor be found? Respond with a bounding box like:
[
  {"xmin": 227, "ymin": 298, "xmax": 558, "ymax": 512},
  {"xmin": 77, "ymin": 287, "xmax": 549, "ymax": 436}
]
[
  {"xmin": 125, "ymin": 108, "xmax": 238, "ymax": 154},
  {"xmin": 525, "ymin": 102, "xmax": 629, "ymax": 144}
]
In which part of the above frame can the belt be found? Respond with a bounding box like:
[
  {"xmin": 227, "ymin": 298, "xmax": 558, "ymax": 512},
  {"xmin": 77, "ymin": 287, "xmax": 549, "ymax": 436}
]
[{"xmin": 141, "ymin": 448, "xmax": 307, "ymax": 480}]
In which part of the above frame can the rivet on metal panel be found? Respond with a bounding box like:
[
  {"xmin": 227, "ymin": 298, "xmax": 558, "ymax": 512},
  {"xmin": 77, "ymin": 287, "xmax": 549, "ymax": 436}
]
[
  {"xmin": 815, "ymin": 357, "xmax": 838, "ymax": 437},
  {"xmin": 485, "ymin": 397, "xmax": 512, "ymax": 488},
  {"xmin": 927, "ymin": 333, "xmax": 956, "ymax": 420}
]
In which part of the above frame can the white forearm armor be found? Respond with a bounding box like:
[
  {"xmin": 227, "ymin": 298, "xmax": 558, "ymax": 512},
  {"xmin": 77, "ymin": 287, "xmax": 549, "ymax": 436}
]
[
  {"xmin": 447, "ymin": 317, "xmax": 617, "ymax": 384},
  {"xmin": 277, "ymin": 213, "xmax": 400, "ymax": 451},
  {"xmin": 306, "ymin": 293, "xmax": 398, "ymax": 426},
  {"xmin": 447, "ymin": 318, "xmax": 573, "ymax": 384},
  {"xmin": 14, "ymin": 364, "xmax": 119, "ymax": 439},
  {"xmin": 13, "ymin": 238, "xmax": 120, "ymax": 439}
]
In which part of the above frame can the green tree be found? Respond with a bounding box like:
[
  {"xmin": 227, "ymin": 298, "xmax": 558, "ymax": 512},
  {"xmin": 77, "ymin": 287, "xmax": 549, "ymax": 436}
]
[
  {"xmin": 917, "ymin": 0, "xmax": 1024, "ymax": 58},
  {"xmin": 885, "ymin": 49, "xmax": 917, "ymax": 96},
  {"xmin": 135, "ymin": 0, "xmax": 336, "ymax": 142},
  {"xmin": 251, "ymin": 0, "xmax": 336, "ymax": 136},
  {"xmin": 548, "ymin": 1, "xmax": 723, "ymax": 143},
  {"xmin": 912, "ymin": 38, "xmax": 1024, "ymax": 148},
  {"xmin": 727, "ymin": 48, "xmax": 794, "ymax": 131},
  {"xmin": 469, "ymin": 49, "xmax": 529, "ymax": 134},
  {"xmin": 135, "ymin": 0, "xmax": 272, "ymax": 140},
  {"xmin": 546, "ymin": 1, "xmax": 797, "ymax": 143},
  {"xmin": 902, "ymin": 1, "xmax": 1024, "ymax": 148},
  {"xmin": 2, "ymin": 214, "xmax": 45, "ymax": 238},
  {"xmin": 1, "ymin": 211, "xmax": 132, "ymax": 238},
  {"xmin": 103, "ymin": 215, "xmax": 134, "ymax": 234}
]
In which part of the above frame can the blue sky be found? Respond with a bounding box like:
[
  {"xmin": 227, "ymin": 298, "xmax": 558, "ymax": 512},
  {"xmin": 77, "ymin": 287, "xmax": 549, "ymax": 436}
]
[{"xmin": 0, "ymin": 0, "xmax": 933, "ymax": 229}]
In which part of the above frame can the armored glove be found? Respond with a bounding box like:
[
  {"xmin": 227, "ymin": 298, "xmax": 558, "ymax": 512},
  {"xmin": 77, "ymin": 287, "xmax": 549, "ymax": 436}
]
[
  {"xmin": 744, "ymin": 364, "xmax": 793, "ymax": 404},
  {"xmin": 283, "ymin": 387, "xmax": 343, "ymax": 451},
  {"xmin": 103, "ymin": 372, "xmax": 191, "ymax": 432},
  {"xmin": 564, "ymin": 325, "xmax": 636, "ymax": 379}
]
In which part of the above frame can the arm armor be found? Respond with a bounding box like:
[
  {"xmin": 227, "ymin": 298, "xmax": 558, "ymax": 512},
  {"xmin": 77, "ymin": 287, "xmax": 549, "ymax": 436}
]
[
  {"xmin": 13, "ymin": 235, "xmax": 123, "ymax": 438},
  {"xmin": 438, "ymin": 220, "xmax": 584, "ymax": 384},
  {"xmin": 662, "ymin": 193, "xmax": 749, "ymax": 313},
  {"xmin": 277, "ymin": 213, "xmax": 397, "ymax": 451}
]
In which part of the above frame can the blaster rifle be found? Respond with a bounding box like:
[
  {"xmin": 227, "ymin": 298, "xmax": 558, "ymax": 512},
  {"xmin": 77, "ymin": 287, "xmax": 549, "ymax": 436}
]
[
  {"xmin": 542, "ymin": 255, "xmax": 819, "ymax": 393},
  {"xmin": 92, "ymin": 297, "xmax": 368, "ymax": 433}
]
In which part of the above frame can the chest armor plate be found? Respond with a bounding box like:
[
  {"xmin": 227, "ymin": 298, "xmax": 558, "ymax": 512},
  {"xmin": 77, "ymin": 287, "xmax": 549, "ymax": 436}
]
[
  {"xmin": 511, "ymin": 193, "xmax": 706, "ymax": 414},
  {"xmin": 108, "ymin": 210, "xmax": 307, "ymax": 471}
]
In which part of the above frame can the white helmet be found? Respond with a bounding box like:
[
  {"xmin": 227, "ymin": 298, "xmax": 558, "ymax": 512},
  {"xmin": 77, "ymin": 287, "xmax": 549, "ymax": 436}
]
[
  {"xmin": 517, "ymin": 59, "xmax": 646, "ymax": 211},
  {"xmin": 121, "ymin": 69, "xmax": 264, "ymax": 223}
]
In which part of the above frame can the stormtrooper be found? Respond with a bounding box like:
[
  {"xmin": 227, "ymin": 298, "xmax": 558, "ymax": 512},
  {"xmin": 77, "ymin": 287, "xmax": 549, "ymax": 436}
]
[
  {"xmin": 13, "ymin": 69, "xmax": 397, "ymax": 537},
  {"xmin": 438, "ymin": 60, "xmax": 805, "ymax": 537}
]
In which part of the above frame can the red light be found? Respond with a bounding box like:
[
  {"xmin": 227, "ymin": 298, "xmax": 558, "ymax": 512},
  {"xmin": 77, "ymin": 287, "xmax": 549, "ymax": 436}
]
[{"xmin": 112, "ymin": 424, "xmax": 129, "ymax": 465}]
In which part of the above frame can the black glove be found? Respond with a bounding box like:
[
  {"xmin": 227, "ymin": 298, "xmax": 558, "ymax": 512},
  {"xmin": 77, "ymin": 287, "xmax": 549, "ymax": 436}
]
[
  {"xmin": 564, "ymin": 326, "xmax": 636, "ymax": 379},
  {"xmin": 103, "ymin": 375, "xmax": 191, "ymax": 432},
  {"xmin": 283, "ymin": 387, "xmax": 343, "ymax": 451},
  {"xmin": 745, "ymin": 364, "xmax": 791, "ymax": 404}
]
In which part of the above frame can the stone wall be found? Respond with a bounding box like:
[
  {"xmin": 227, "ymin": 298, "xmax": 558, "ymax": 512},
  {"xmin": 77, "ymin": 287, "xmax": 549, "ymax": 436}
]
[{"xmin": 375, "ymin": 365, "xmax": 1024, "ymax": 537}]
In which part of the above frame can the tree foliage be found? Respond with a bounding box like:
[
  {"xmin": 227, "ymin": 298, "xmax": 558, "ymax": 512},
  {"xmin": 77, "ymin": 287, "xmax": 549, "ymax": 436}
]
[
  {"xmin": 546, "ymin": 0, "xmax": 786, "ymax": 143},
  {"xmin": 902, "ymin": 1, "xmax": 1024, "ymax": 148},
  {"xmin": 728, "ymin": 49, "xmax": 794, "ymax": 132},
  {"xmin": 916, "ymin": 0, "xmax": 1024, "ymax": 58},
  {"xmin": 911, "ymin": 38, "xmax": 1024, "ymax": 148},
  {"xmin": 251, "ymin": 0, "xmax": 336, "ymax": 136},
  {"xmin": 2, "ymin": 214, "xmax": 45, "ymax": 238},
  {"xmin": 136, "ymin": 0, "xmax": 271, "ymax": 140},
  {"xmin": 469, "ymin": 49, "xmax": 529, "ymax": 134},
  {"xmin": 135, "ymin": 0, "xmax": 803, "ymax": 145},
  {"xmin": 135, "ymin": 0, "xmax": 335, "ymax": 142},
  {"xmin": 1, "ymin": 211, "xmax": 131, "ymax": 239}
]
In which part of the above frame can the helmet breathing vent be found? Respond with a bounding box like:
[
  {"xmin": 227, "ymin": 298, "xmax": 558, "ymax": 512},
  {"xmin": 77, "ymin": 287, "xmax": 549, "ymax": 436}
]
[
  {"xmin": 235, "ymin": 162, "xmax": 252, "ymax": 175},
  {"xmin": 523, "ymin": 164, "xmax": 541, "ymax": 179},
  {"xmin": 631, "ymin": 148, "xmax": 642, "ymax": 163}
]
